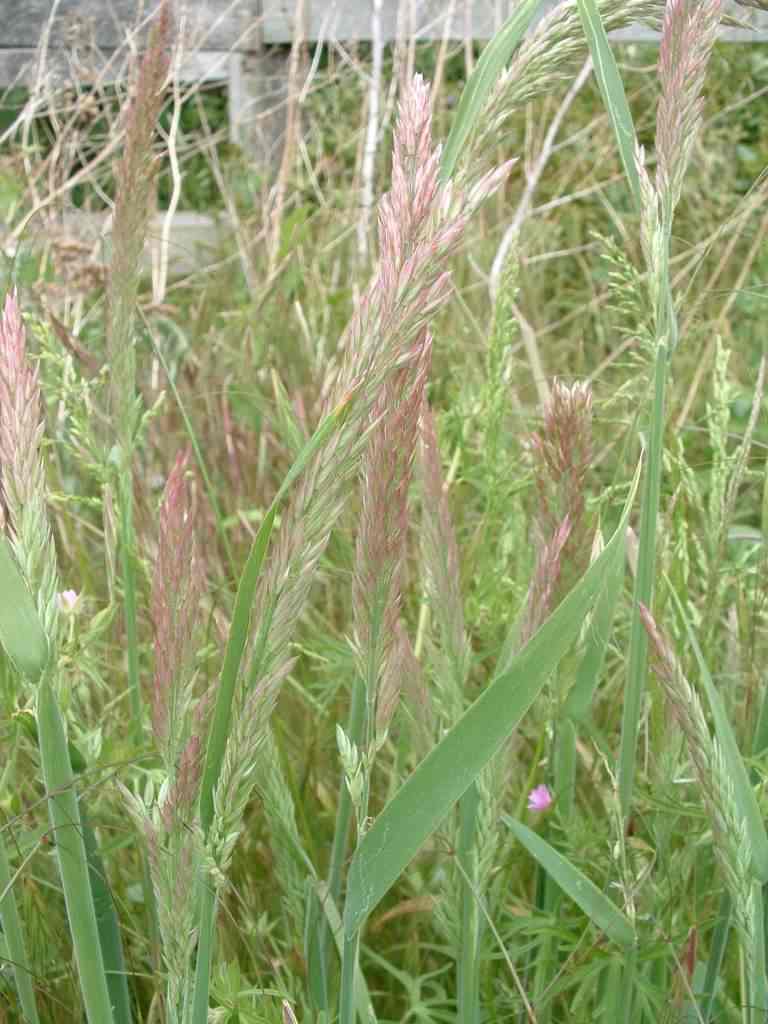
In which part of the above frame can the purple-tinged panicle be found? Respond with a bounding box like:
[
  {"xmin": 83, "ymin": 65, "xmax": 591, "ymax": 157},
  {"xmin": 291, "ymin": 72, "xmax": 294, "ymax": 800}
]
[
  {"xmin": 0, "ymin": 290, "xmax": 59, "ymax": 640},
  {"xmin": 529, "ymin": 380, "xmax": 593, "ymax": 547},
  {"xmin": 0, "ymin": 292, "xmax": 45, "ymax": 526},
  {"xmin": 521, "ymin": 516, "xmax": 573, "ymax": 646},
  {"xmin": 655, "ymin": 0, "xmax": 723, "ymax": 215},
  {"xmin": 353, "ymin": 329, "xmax": 431, "ymax": 738},
  {"xmin": 208, "ymin": 74, "xmax": 511, "ymax": 884},
  {"xmin": 138, "ymin": 441, "xmax": 209, "ymax": 1011},
  {"xmin": 378, "ymin": 618, "xmax": 424, "ymax": 741},
  {"xmin": 107, "ymin": 0, "xmax": 174, "ymax": 451},
  {"xmin": 343, "ymin": 73, "xmax": 512, "ymax": 391},
  {"xmin": 522, "ymin": 380, "xmax": 594, "ymax": 643},
  {"xmin": 160, "ymin": 733, "xmax": 203, "ymax": 833},
  {"xmin": 638, "ymin": 602, "xmax": 677, "ymax": 685},
  {"xmin": 249, "ymin": 73, "xmax": 509, "ymax": 709},
  {"xmin": 150, "ymin": 449, "xmax": 204, "ymax": 767}
]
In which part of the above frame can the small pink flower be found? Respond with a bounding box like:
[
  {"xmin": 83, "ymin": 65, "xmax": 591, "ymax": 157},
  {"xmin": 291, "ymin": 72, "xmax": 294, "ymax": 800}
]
[
  {"xmin": 527, "ymin": 784, "xmax": 553, "ymax": 812},
  {"xmin": 58, "ymin": 590, "xmax": 79, "ymax": 613}
]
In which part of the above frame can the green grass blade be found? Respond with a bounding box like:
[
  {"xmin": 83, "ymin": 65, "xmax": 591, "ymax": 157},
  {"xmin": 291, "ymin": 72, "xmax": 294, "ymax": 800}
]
[
  {"xmin": 751, "ymin": 881, "xmax": 767, "ymax": 1022},
  {"xmin": 0, "ymin": 827, "xmax": 40, "ymax": 1024},
  {"xmin": 457, "ymin": 782, "xmax": 482, "ymax": 1024},
  {"xmin": 37, "ymin": 677, "xmax": 115, "ymax": 1024},
  {"xmin": 116, "ymin": 468, "xmax": 142, "ymax": 746},
  {"xmin": 503, "ymin": 817, "xmax": 635, "ymax": 948},
  {"xmin": 198, "ymin": 393, "xmax": 356, "ymax": 834},
  {"xmin": 81, "ymin": 803, "xmax": 133, "ymax": 1024},
  {"xmin": 619, "ymin": 348, "xmax": 667, "ymax": 816},
  {"xmin": 189, "ymin": 880, "xmax": 217, "ymax": 1024},
  {"xmin": 575, "ymin": 0, "xmax": 641, "ymax": 209},
  {"xmin": 14, "ymin": 709, "xmax": 131, "ymax": 1020},
  {"xmin": 0, "ymin": 535, "xmax": 49, "ymax": 684},
  {"xmin": 670, "ymin": 588, "xmax": 768, "ymax": 883},
  {"xmin": 343, "ymin": 464, "xmax": 638, "ymax": 937},
  {"xmin": 315, "ymin": 881, "xmax": 377, "ymax": 1024},
  {"xmin": 699, "ymin": 893, "xmax": 730, "ymax": 1022},
  {"xmin": 563, "ymin": 538, "xmax": 624, "ymax": 723},
  {"xmin": 198, "ymin": 500, "xmax": 277, "ymax": 834},
  {"xmin": 440, "ymin": 0, "xmax": 541, "ymax": 182}
]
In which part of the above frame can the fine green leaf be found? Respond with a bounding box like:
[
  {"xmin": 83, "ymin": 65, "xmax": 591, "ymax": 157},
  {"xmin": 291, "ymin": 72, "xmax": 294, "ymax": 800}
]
[
  {"xmin": 315, "ymin": 882, "xmax": 377, "ymax": 1024},
  {"xmin": 190, "ymin": 881, "xmax": 217, "ymax": 1024},
  {"xmin": 0, "ymin": 828, "xmax": 40, "ymax": 1024},
  {"xmin": 752, "ymin": 882, "xmax": 768, "ymax": 1017},
  {"xmin": 564, "ymin": 536, "xmax": 624, "ymax": 722},
  {"xmin": 0, "ymin": 535, "xmax": 49, "ymax": 684},
  {"xmin": 504, "ymin": 817, "xmax": 635, "ymax": 948},
  {"xmin": 575, "ymin": 0, "xmax": 641, "ymax": 209},
  {"xmin": 343, "ymin": 464, "xmax": 638, "ymax": 937},
  {"xmin": 671, "ymin": 588, "xmax": 768, "ymax": 883},
  {"xmin": 81, "ymin": 804, "xmax": 134, "ymax": 1024},
  {"xmin": 440, "ymin": 0, "xmax": 541, "ymax": 182}
]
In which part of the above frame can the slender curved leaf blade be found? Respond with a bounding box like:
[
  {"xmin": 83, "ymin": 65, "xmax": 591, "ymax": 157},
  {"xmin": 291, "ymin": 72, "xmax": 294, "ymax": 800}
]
[
  {"xmin": 344, "ymin": 465, "xmax": 638, "ymax": 937},
  {"xmin": 315, "ymin": 882, "xmax": 377, "ymax": 1023},
  {"xmin": 81, "ymin": 805, "xmax": 133, "ymax": 1024},
  {"xmin": 504, "ymin": 817, "xmax": 635, "ymax": 948},
  {"xmin": 440, "ymin": 0, "xmax": 541, "ymax": 182},
  {"xmin": 575, "ymin": 0, "xmax": 641, "ymax": 208},
  {"xmin": 564, "ymin": 536, "xmax": 624, "ymax": 722}
]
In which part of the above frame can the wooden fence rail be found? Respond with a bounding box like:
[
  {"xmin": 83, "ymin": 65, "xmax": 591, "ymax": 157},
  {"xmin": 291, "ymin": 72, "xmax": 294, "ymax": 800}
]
[{"xmin": 3, "ymin": 0, "xmax": 767, "ymax": 162}]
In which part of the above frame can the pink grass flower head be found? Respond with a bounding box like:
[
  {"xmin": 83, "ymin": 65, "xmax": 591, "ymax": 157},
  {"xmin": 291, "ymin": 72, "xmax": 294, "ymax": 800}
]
[
  {"xmin": 0, "ymin": 290, "xmax": 59, "ymax": 640},
  {"xmin": 0, "ymin": 291, "xmax": 44, "ymax": 523},
  {"xmin": 205, "ymin": 74, "xmax": 512, "ymax": 883},
  {"xmin": 521, "ymin": 379, "xmax": 594, "ymax": 644},
  {"xmin": 528, "ymin": 784, "xmax": 553, "ymax": 812},
  {"xmin": 249, "ymin": 73, "xmax": 512, "ymax": 708},
  {"xmin": 151, "ymin": 449, "xmax": 205, "ymax": 773},
  {"xmin": 655, "ymin": 0, "xmax": 723, "ymax": 215}
]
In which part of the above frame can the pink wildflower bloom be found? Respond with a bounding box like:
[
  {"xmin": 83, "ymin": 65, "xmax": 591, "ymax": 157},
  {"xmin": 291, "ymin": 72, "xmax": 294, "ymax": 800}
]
[
  {"xmin": 528, "ymin": 784, "xmax": 553, "ymax": 812},
  {"xmin": 58, "ymin": 590, "xmax": 79, "ymax": 613}
]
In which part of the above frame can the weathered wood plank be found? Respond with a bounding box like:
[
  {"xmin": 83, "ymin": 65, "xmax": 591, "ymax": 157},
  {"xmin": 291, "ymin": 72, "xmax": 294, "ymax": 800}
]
[
  {"xmin": 1, "ymin": 0, "xmax": 254, "ymax": 50},
  {"xmin": 0, "ymin": 48, "xmax": 232, "ymax": 88},
  {"xmin": 259, "ymin": 0, "xmax": 768, "ymax": 44},
  {"xmin": 1, "ymin": 0, "xmax": 766, "ymax": 59}
]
